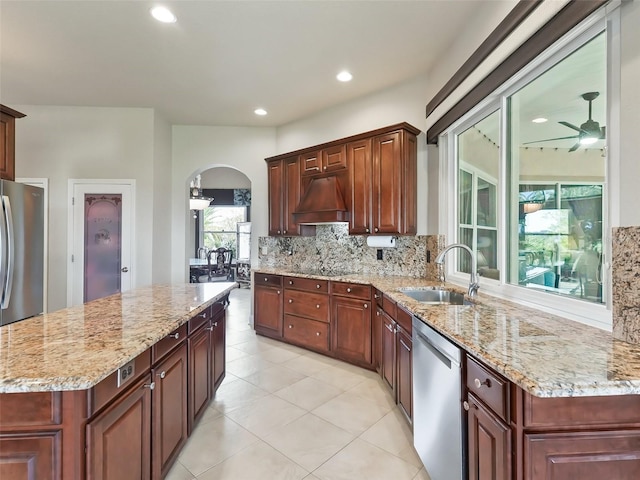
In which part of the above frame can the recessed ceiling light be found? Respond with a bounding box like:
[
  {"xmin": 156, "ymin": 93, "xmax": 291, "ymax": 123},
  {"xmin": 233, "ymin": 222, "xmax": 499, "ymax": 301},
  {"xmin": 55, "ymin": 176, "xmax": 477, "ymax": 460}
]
[
  {"xmin": 336, "ymin": 71, "xmax": 353, "ymax": 82},
  {"xmin": 532, "ymin": 117, "xmax": 548, "ymax": 123},
  {"xmin": 151, "ymin": 6, "xmax": 177, "ymax": 23},
  {"xmin": 254, "ymin": 108, "xmax": 267, "ymax": 116}
]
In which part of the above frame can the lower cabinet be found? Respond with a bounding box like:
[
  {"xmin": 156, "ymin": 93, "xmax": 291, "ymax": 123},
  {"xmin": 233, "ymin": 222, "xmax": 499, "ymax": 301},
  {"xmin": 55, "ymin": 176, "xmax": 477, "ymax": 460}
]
[
  {"xmin": 284, "ymin": 314, "xmax": 330, "ymax": 352},
  {"xmin": 211, "ymin": 307, "xmax": 226, "ymax": 392},
  {"xmin": 0, "ymin": 431, "xmax": 61, "ymax": 480},
  {"xmin": 467, "ymin": 393, "xmax": 511, "ymax": 480},
  {"xmin": 188, "ymin": 323, "xmax": 211, "ymax": 433},
  {"xmin": 86, "ymin": 374, "xmax": 153, "ymax": 480},
  {"xmin": 152, "ymin": 344, "xmax": 188, "ymax": 479},
  {"xmin": 396, "ymin": 325, "xmax": 412, "ymax": 424},
  {"xmin": 331, "ymin": 295, "xmax": 372, "ymax": 366},
  {"xmin": 381, "ymin": 309, "xmax": 396, "ymax": 392},
  {"xmin": 254, "ymin": 275, "xmax": 284, "ymax": 338}
]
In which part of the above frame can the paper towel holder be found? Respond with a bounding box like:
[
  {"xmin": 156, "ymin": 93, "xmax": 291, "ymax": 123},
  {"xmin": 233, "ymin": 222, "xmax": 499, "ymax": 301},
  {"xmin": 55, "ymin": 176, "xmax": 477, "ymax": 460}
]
[{"xmin": 366, "ymin": 235, "xmax": 397, "ymax": 248}]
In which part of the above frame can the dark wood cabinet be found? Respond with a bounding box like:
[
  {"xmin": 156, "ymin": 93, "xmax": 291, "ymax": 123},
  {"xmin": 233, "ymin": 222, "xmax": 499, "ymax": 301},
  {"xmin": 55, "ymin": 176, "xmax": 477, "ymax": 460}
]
[
  {"xmin": 0, "ymin": 431, "xmax": 61, "ymax": 480},
  {"xmin": 265, "ymin": 123, "xmax": 420, "ymax": 237},
  {"xmin": 331, "ymin": 295, "xmax": 372, "ymax": 366},
  {"xmin": 283, "ymin": 277, "xmax": 330, "ymax": 353},
  {"xmin": 0, "ymin": 105, "xmax": 25, "ymax": 181},
  {"xmin": 188, "ymin": 323, "xmax": 211, "ymax": 433},
  {"xmin": 211, "ymin": 306, "xmax": 226, "ymax": 392},
  {"xmin": 396, "ymin": 325, "xmax": 412, "ymax": 424},
  {"xmin": 372, "ymin": 303, "xmax": 383, "ymax": 374},
  {"xmin": 152, "ymin": 344, "xmax": 188, "ymax": 479},
  {"xmin": 86, "ymin": 374, "xmax": 153, "ymax": 480},
  {"xmin": 254, "ymin": 275, "xmax": 284, "ymax": 339},
  {"xmin": 381, "ymin": 310, "xmax": 396, "ymax": 393},
  {"xmin": 467, "ymin": 392, "xmax": 511, "ymax": 480}
]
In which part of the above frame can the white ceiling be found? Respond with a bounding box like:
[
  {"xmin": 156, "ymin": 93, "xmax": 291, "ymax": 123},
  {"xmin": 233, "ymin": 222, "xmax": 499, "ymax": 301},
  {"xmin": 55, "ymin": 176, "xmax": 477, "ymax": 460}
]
[{"xmin": 0, "ymin": 0, "xmax": 498, "ymax": 127}]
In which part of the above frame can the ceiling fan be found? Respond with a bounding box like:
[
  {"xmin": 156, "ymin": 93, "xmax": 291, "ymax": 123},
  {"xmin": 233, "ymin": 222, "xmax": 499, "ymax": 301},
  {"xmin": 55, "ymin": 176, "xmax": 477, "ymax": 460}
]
[{"xmin": 524, "ymin": 91, "xmax": 606, "ymax": 152}]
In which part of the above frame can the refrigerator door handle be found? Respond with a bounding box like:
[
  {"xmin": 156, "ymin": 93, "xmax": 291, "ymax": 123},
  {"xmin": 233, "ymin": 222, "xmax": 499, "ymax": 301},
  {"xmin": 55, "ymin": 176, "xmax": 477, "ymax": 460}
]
[{"xmin": 1, "ymin": 195, "xmax": 14, "ymax": 309}]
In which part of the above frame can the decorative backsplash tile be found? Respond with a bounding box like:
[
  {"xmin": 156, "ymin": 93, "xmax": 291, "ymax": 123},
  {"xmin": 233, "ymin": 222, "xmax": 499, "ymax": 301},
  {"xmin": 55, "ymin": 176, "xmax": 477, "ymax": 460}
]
[
  {"xmin": 612, "ymin": 226, "xmax": 640, "ymax": 344},
  {"xmin": 258, "ymin": 224, "xmax": 443, "ymax": 279}
]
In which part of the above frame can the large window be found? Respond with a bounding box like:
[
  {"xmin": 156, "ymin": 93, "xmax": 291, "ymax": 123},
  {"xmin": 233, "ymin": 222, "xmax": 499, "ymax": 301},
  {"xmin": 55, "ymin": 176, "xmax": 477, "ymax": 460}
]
[
  {"xmin": 202, "ymin": 206, "xmax": 247, "ymax": 259},
  {"xmin": 444, "ymin": 18, "xmax": 612, "ymax": 326}
]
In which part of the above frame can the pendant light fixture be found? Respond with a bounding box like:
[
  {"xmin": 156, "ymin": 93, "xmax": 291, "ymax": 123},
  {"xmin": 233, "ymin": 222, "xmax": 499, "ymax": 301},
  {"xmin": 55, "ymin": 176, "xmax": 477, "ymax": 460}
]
[{"xmin": 189, "ymin": 175, "xmax": 213, "ymax": 212}]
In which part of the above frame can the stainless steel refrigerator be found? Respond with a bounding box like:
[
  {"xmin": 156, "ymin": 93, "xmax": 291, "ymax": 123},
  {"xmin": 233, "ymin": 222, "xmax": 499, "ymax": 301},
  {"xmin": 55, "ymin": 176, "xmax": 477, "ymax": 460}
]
[{"xmin": 1, "ymin": 179, "xmax": 44, "ymax": 326}]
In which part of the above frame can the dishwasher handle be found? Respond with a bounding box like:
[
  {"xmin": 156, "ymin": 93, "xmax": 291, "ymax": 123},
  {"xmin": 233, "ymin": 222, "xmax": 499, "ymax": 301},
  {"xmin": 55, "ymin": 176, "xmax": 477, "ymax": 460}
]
[{"xmin": 415, "ymin": 330, "xmax": 461, "ymax": 369}]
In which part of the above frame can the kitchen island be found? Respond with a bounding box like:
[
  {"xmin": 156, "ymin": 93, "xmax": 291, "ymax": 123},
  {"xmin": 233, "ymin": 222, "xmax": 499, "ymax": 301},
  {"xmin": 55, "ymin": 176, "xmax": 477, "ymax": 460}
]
[
  {"xmin": 0, "ymin": 282, "xmax": 236, "ymax": 480},
  {"xmin": 253, "ymin": 268, "xmax": 640, "ymax": 479}
]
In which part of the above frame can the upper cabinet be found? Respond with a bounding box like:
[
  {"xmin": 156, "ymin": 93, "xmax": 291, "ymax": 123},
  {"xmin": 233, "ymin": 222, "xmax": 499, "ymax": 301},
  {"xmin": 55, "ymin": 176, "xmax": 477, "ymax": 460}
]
[
  {"xmin": 266, "ymin": 122, "xmax": 420, "ymax": 237},
  {"xmin": 0, "ymin": 105, "xmax": 26, "ymax": 181}
]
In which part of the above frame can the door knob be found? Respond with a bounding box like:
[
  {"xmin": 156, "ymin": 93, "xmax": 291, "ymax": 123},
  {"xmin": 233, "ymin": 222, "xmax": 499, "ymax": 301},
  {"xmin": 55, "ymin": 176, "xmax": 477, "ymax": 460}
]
[{"xmin": 121, "ymin": 267, "xmax": 129, "ymax": 273}]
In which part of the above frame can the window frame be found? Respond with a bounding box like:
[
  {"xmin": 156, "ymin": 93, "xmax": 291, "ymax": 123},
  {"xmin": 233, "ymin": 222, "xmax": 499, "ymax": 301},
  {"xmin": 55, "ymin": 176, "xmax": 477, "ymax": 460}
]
[
  {"xmin": 198, "ymin": 205, "xmax": 248, "ymax": 258},
  {"xmin": 439, "ymin": 7, "xmax": 620, "ymax": 330}
]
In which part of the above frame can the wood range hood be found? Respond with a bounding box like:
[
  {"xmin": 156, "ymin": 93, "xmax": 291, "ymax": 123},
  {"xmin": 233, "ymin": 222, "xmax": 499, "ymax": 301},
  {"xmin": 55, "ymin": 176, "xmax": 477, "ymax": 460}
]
[{"xmin": 292, "ymin": 176, "xmax": 350, "ymax": 224}]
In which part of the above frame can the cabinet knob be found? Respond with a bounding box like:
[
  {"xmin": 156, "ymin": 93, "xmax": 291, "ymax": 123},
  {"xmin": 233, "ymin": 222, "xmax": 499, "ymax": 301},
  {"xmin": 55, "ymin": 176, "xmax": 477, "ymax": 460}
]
[
  {"xmin": 365, "ymin": 228, "xmax": 370, "ymax": 233},
  {"xmin": 316, "ymin": 304, "xmax": 320, "ymax": 309},
  {"xmin": 463, "ymin": 401, "xmax": 470, "ymax": 411},
  {"xmin": 346, "ymin": 288, "xmax": 352, "ymax": 293},
  {"xmin": 376, "ymin": 311, "xmax": 380, "ymax": 316},
  {"xmin": 277, "ymin": 290, "xmax": 281, "ymax": 295},
  {"xmin": 315, "ymin": 167, "xmax": 320, "ymax": 171},
  {"xmin": 288, "ymin": 299, "xmax": 293, "ymax": 303},
  {"xmin": 207, "ymin": 325, "xmax": 215, "ymax": 331},
  {"xmin": 213, "ymin": 322, "xmax": 218, "ymax": 327},
  {"xmin": 288, "ymin": 324, "xmax": 293, "ymax": 329},
  {"xmin": 157, "ymin": 371, "xmax": 166, "ymax": 379},
  {"xmin": 316, "ymin": 284, "xmax": 321, "ymax": 289},
  {"xmin": 144, "ymin": 382, "xmax": 156, "ymax": 391},
  {"xmin": 289, "ymin": 280, "xmax": 293, "ymax": 285},
  {"xmin": 284, "ymin": 230, "xmax": 287, "ymax": 234},
  {"xmin": 168, "ymin": 332, "xmax": 180, "ymax": 340},
  {"xmin": 374, "ymin": 227, "xmax": 379, "ymax": 233},
  {"xmin": 374, "ymin": 294, "xmax": 379, "ymax": 299},
  {"xmin": 316, "ymin": 332, "xmax": 321, "ymax": 336},
  {"xmin": 277, "ymin": 230, "xmax": 281, "ymax": 234},
  {"xmin": 323, "ymin": 166, "xmax": 327, "ymax": 170},
  {"xmin": 364, "ymin": 303, "xmax": 368, "ymax": 309},
  {"xmin": 264, "ymin": 277, "xmax": 268, "ymax": 281},
  {"xmin": 474, "ymin": 378, "xmax": 491, "ymax": 389}
]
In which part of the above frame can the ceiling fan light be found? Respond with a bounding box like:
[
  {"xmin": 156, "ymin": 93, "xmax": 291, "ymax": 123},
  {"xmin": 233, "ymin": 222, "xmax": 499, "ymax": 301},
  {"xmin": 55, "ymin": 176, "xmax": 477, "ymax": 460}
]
[
  {"xmin": 580, "ymin": 136, "xmax": 598, "ymax": 145},
  {"xmin": 190, "ymin": 197, "xmax": 212, "ymax": 210}
]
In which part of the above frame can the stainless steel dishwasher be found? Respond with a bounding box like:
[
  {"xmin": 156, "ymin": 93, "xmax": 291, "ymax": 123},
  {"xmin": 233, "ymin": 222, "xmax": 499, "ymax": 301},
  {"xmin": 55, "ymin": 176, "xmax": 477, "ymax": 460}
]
[{"xmin": 412, "ymin": 316, "xmax": 465, "ymax": 480}]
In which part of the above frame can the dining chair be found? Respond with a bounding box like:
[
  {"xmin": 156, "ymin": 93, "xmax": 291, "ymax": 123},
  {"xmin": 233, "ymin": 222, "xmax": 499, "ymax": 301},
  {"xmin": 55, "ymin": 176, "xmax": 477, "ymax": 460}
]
[{"xmin": 201, "ymin": 248, "xmax": 233, "ymax": 282}]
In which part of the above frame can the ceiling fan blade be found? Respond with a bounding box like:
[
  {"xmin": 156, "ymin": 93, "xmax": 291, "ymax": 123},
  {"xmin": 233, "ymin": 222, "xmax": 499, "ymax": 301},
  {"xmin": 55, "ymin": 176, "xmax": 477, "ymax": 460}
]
[
  {"xmin": 568, "ymin": 141, "xmax": 581, "ymax": 152},
  {"xmin": 600, "ymin": 126, "xmax": 606, "ymax": 139},
  {"xmin": 522, "ymin": 135, "xmax": 578, "ymax": 145},
  {"xmin": 558, "ymin": 121, "xmax": 584, "ymax": 133}
]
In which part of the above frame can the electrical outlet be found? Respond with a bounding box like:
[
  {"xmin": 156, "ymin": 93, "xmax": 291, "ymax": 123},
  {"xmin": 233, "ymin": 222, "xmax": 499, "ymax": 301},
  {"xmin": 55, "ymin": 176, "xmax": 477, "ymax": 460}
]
[
  {"xmin": 427, "ymin": 250, "xmax": 431, "ymax": 263},
  {"xmin": 260, "ymin": 246, "xmax": 268, "ymax": 255},
  {"xmin": 377, "ymin": 249, "xmax": 383, "ymax": 260}
]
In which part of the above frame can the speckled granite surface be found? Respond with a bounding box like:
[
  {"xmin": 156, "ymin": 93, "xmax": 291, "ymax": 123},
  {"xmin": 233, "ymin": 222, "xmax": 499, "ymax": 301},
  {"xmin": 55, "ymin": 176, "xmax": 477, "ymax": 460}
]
[
  {"xmin": 0, "ymin": 283, "xmax": 236, "ymax": 393},
  {"xmin": 612, "ymin": 226, "xmax": 640, "ymax": 344},
  {"xmin": 258, "ymin": 224, "xmax": 443, "ymax": 278},
  {"xmin": 254, "ymin": 267, "xmax": 640, "ymax": 398}
]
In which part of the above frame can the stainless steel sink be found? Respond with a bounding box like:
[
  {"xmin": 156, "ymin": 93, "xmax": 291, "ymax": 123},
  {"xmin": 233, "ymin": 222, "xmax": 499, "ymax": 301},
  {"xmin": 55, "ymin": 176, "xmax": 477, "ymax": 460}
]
[{"xmin": 399, "ymin": 287, "xmax": 472, "ymax": 305}]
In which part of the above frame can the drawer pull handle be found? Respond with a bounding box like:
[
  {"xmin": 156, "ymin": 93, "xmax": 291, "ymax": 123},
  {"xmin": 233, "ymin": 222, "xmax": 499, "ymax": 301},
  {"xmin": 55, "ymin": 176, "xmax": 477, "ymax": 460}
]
[
  {"xmin": 157, "ymin": 371, "xmax": 166, "ymax": 379},
  {"xmin": 199, "ymin": 312, "xmax": 207, "ymax": 318},
  {"xmin": 385, "ymin": 323, "xmax": 395, "ymax": 333},
  {"xmin": 474, "ymin": 378, "xmax": 491, "ymax": 389},
  {"xmin": 399, "ymin": 339, "xmax": 411, "ymax": 352},
  {"xmin": 207, "ymin": 325, "xmax": 215, "ymax": 331},
  {"xmin": 316, "ymin": 284, "xmax": 321, "ymax": 289},
  {"xmin": 213, "ymin": 322, "xmax": 218, "ymax": 327},
  {"xmin": 168, "ymin": 332, "xmax": 180, "ymax": 340},
  {"xmin": 144, "ymin": 382, "xmax": 156, "ymax": 391},
  {"xmin": 347, "ymin": 288, "xmax": 352, "ymax": 293}
]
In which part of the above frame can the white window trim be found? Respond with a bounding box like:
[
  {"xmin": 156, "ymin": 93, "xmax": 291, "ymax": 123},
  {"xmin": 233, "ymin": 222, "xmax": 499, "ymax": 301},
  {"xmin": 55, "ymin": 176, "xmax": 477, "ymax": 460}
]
[{"xmin": 438, "ymin": 5, "xmax": 620, "ymax": 331}]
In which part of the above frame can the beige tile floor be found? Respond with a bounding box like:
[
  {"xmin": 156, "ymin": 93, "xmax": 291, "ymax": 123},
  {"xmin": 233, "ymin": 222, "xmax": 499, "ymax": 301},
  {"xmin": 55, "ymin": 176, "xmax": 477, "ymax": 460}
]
[{"xmin": 166, "ymin": 288, "xmax": 431, "ymax": 480}]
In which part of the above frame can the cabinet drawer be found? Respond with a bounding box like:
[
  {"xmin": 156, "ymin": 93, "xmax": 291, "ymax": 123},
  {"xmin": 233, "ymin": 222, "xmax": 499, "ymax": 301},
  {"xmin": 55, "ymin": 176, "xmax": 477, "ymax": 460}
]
[
  {"xmin": 396, "ymin": 305, "xmax": 412, "ymax": 333},
  {"xmin": 257, "ymin": 274, "xmax": 283, "ymax": 288},
  {"xmin": 382, "ymin": 294, "xmax": 397, "ymax": 318},
  {"xmin": 283, "ymin": 315, "xmax": 330, "ymax": 352},
  {"xmin": 89, "ymin": 348, "xmax": 151, "ymax": 416},
  {"xmin": 188, "ymin": 307, "xmax": 211, "ymax": 334},
  {"xmin": 466, "ymin": 356, "xmax": 509, "ymax": 421},
  {"xmin": 0, "ymin": 392, "xmax": 62, "ymax": 427},
  {"xmin": 284, "ymin": 290, "xmax": 329, "ymax": 322},
  {"xmin": 331, "ymin": 281, "xmax": 371, "ymax": 300},
  {"xmin": 152, "ymin": 324, "xmax": 187, "ymax": 364},
  {"xmin": 284, "ymin": 276, "xmax": 329, "ymax": 293}
]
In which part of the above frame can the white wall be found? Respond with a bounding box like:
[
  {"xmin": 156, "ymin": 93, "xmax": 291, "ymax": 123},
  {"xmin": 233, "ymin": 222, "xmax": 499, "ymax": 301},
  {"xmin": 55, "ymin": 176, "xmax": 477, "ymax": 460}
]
[
  {"xmin": 14, "ymin": 105, "xmax": 156, "ymax": 311},
  {"xmin": 171, "ymin": 126, "xmax": 276, "ymax": 283},
  {"xmin": 619, "ymin": 0, "xmax": 640, "ymax": 227},
  {"xmin": 152, "ymin": 111, "xmax": 173, "ymax": 284},
  {"xmin": 200, "ymin": 167, "xmax": 251, "ymax": 188}
]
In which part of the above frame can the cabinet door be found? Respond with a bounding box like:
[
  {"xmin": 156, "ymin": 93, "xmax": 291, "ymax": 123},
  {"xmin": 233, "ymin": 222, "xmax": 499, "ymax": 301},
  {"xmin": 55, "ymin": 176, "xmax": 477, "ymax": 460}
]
[
  {"xmin": 0, "ymin": 112, "xmax": 16, "ymax": 181},
  {"xmin": 211, "ymin": 309, "xmax": 226, "ymax": 393},
  {"xmin": 381, "ymin": 312, "xmax": 396, "ymax": 393},
  {"xmin": 86, "ymin": 375, "xmax": 152, "ymax": 480},
  {"xmin": 331, "ymin": 296, "xmax": 372, "ymax": 366},
  {"xmin": 347, "ymin": 139, "xmax": 372, "ymax": 234},
  {"xmin": 188, "ymin": 326, "xmax": 211, "ymax": 433},
  {"xmin": 0, "ymin": 431, "xmax": 61, "ymax": 480},
  {"xmin": 372, "ymin": 131, "xmax": 402, "ymax": 234},
  {"xmin": 254, "ymin": 286, "xmax": 283, "ymax": 338},
  {"xmin": 300, "ymin": 150, "xmax": 321, "ymax": 176},
  {"xmin": 152, "ymin": 344, "xmax": 188, "ymax": 479},
  {"xmin": 524, "ymin": 430, "xmax": 640, "ymax": 480},
  {"xmin": 402, "ymin": 132, "xmax": 418, "ymax": 235},
  {"xmin": 268, "ymin": 160, "xmax": 283, "ymax": 235},
  {"xmin": 283, "ymin": 156, "xmax": 302, "ymax": 235},
  {"xmin": 396, "ymin": 326, "xmax": 412, "ymax": 424},
  {"xmin": 467, "ymin": 393, "xmax": 511, "ymax": 480},
  {"xmin": 323, "ymin": 144, "xmax": 347, "ymax": 173},
  {"xmin": 373, "ymin": 307, "xmax": 383, "ymax": 374}
]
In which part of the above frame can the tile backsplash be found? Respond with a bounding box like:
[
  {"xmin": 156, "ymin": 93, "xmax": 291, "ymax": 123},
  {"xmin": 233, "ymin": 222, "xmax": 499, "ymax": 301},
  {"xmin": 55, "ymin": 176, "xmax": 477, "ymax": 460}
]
[
  {"xmin": 612, "ymin": 226, "xmax": 640, "ymax": 344},
  {"xmin": 258, "ymin": 224, "xmax": 443, "ymax": 279}
]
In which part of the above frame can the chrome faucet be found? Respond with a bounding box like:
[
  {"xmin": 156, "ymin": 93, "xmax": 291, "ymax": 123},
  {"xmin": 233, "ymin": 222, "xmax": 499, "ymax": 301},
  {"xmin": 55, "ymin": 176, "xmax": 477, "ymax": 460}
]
[{"xmin": 435, "ymin": 243, "xmax": 480, "ymax": 297}]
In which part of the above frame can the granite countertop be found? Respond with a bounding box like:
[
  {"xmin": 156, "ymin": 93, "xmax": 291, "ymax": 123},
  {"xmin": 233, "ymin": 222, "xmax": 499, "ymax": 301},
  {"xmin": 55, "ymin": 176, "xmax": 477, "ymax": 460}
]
[
  {"xmin": 254, "ymin": 267, "xmax": 640, "ymax": 398},
  {"xmin": 0, "ymin": 283, "xmax": 237, "ymax": 393}
]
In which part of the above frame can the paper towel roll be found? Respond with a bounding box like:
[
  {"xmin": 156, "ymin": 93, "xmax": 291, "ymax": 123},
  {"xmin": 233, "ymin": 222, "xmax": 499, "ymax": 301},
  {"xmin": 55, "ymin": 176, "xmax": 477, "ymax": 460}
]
[{"xmin": 366, "ymin": 235, "xmax": 396, "ymax": 248}]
